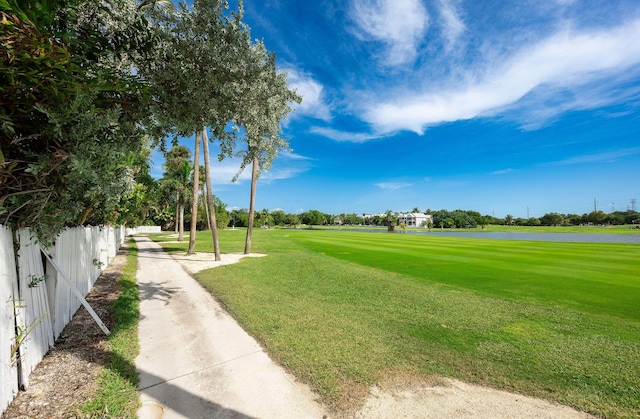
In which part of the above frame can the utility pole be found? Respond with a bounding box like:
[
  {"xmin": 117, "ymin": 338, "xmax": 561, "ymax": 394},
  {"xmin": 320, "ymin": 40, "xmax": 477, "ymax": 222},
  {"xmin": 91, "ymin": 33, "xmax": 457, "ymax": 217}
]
[
  {"xmin": 632, "ymin": 198, "xmax": 637, "ymax": 212},
  {"xmin": 527, "ymin": 206, "xmax": 530, "ymax": 218},
  {"xmin": 594, "ymin": 198, "xmax": 597, "ymax": 212}
]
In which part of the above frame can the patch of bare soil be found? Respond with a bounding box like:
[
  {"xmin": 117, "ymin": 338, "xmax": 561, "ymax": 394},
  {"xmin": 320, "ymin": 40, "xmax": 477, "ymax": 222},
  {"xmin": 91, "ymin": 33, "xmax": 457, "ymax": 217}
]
[
  {"xmin": 1, "ymin": 247, "xmax": 128, "ymax": 419},
  {"xmin": 351, "ymin": 374, "xmax": 596, "ymax": 419}
]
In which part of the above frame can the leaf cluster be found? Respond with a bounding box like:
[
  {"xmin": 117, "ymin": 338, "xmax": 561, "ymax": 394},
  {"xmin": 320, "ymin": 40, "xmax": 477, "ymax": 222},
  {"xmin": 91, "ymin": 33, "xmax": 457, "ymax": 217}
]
[{"xmin": 0, "ymin": 0, "xmax": 157, "ymax": 241}]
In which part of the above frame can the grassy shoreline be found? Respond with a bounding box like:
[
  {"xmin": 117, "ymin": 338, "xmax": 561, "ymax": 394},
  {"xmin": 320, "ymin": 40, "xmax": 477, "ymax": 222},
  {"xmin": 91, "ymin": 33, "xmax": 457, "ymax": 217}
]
[{"xmin": 153, "ymin": 229, "xmax": 640, "ymax": 417}]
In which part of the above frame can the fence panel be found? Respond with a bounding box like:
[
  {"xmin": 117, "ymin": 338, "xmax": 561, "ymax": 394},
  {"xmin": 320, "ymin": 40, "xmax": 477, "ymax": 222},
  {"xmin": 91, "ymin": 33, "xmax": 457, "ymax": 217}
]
[
  {"xmin": 0, "ymin": 226, "xmax": 18, "ymax": 413},
  {"xmin": 1, "ymin": 224, "xmax": 123, "ymax": 415},
  {"xmin": 49, "ymin": 230, "xmax": 72, "ymax": 338},
  {"xmin": 15, "ymin": 229, "xmax": 55, "ymax": 388}
]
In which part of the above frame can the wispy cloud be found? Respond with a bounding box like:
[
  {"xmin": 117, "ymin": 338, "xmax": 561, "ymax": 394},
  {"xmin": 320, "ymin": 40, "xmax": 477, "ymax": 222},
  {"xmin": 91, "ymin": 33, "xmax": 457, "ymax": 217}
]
[
  {"xmin": 211, "ymin": 158, "xmax": 251, "ymax": 185},
  {"xmin": 437, "ymin": 0, "xmax": 465, "ymax": 51},
  {"xmin": 212, "ymin": 153, "xmax": 312, "ymax": 185},
  {"xmin": 351, "ymin": 0, "xmax": 429, "ymax": 66},
  {"xmin": 310, "ymin": 126, "xmax": 381, "ymax": 142},
  {"xmin": 261, "ymin": 167, "xmax": 309, "ymax": 184},
  {"xmin": 286, "ymin": 68, "xmax": 332, "ymax": 121},
  {"xmin": 281, "ymin": 151, "xmax": 313, "ymax": 160},
  {"xmin": 375, "ymin": 182, "xmax": 413, "ymax": 190},
  {"xmin": 362, "ymin": 18, "xmax": 640, "ymax": 133},
  {"xmin": 550, "ymin": 147, "xmax": 640, "ymax": 166},
  {"xmin": 492, "ymin": 168, "xmax": 513, "ymax": 175}
]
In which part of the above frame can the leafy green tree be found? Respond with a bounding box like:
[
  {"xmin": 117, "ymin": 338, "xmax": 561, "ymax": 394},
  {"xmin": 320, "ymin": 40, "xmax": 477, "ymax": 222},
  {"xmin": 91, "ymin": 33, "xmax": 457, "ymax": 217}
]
[
  {"xmin": 385, "ymin": 210, "xmax": 396, "ymax": 231},
  {"xmin": 229, "ymin": 208, "xmax": 249, "ymax": 227},
  {"xmin": 213, "ymin": 197, "xmax": 230, "ymax": 229},
  {"xmin": 301, "ymin": 210, "xmax": 324, "ymax": 227},
  {"xmin": 585, "ymin": 211, "xmax": 607, "ymax": 225},
  {"xmin": 142, "ymin": 0, "xmax": 256, "ymax": 260},
  {"xmin": 270, "ymin": 210, "xmax": 287, "ymax": 226},
  {"xmin": 162, "ymin": 146, "xmax": 192, "ymax": 241},
  {"xmin": 114, "ymin": 142, "xmax": 162, "ymax": 226},
  {"xmin": 1, "ymin": 0, "xmax": 156, "ymax": 241},
  {"xmin": 284, "ymin": 213, "xmax": 300, "ymax": 226},
  {"xmin": 344, "ymin": 213, "xmax": 364, "ymax": 225},
  {"xmin": 231, "ymin": 41, "xmax": 301, "ymax": 253},
  {"xmin": 565, "ymin": 214, "xmax": 582, "ymax": 226},
  {"xmin": 540, "ymin": 212, "xmax": 564, "ymax": 226},
  {"xmin": 527, "ymin": 217, "xmax": 542, "ymax": 226},
  {"xmin": 504, "ymin": 214, "xmax": 514, "ymax": 226}
]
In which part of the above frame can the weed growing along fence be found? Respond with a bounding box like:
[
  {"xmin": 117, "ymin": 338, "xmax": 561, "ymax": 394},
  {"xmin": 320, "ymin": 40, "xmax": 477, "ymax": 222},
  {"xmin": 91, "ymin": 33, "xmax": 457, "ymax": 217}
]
[{"xmin": 0, "ymin": 225, "xmax": 124, "ymax": 414}]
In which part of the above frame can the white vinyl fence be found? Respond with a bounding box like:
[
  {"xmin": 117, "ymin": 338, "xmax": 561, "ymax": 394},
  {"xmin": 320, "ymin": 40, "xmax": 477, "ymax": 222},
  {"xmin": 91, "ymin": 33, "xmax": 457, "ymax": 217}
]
[{"xmin": 0, "ymin": 225, "xmax": 124, "ymax": 414}]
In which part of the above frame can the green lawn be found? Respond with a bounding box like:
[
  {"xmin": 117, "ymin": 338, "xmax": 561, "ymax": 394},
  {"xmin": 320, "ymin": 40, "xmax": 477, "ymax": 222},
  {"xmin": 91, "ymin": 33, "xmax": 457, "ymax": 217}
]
[{"xmin": 154, "ymin": 229, "xmax": 640, "ymax": 417}]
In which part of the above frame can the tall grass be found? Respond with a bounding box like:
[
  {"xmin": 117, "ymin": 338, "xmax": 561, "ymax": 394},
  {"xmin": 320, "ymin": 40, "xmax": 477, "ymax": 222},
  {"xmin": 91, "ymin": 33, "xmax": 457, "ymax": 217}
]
[{"xmin": 156, "ymin": 229, "xmax": 640, "ymax": 417}]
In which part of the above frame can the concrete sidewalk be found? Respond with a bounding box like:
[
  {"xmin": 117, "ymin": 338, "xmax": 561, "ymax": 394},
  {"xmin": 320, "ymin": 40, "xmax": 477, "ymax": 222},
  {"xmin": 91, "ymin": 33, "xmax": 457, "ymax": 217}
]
[{"xmin": 134, "ymin": 236, "xmax": 327, "ymax": 419}]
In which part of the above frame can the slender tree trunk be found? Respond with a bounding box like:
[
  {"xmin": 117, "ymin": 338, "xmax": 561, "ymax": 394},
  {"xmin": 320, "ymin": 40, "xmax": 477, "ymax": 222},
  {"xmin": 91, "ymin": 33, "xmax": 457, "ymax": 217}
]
[
  {"xmin": 187, "ymin": 131, "xmax": 201, "ymax": 254},
  {"xmin": 178, "ymin": 203, "xmax": 184, "ymax": 241},
  {"xmin": 202, "ymin": 180, "xmax": 211, "ymax": 231},
  {"xmin": 244, "ymin": 156, "xmax": 258, "ymax": 254},
  {"xmin": 174, "ymin": 191, "xmax": 179, "ymax": 234},
  {"xmin": 201, "ymin": 128, "xmax": 221, "ymax": 261}
]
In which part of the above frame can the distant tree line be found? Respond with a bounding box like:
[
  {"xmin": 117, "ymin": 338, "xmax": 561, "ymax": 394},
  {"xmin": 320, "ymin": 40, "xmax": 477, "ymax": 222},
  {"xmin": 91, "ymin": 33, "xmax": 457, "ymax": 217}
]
[
  {"xmin": 218, "ymin": 208, "xmax": 640, "ymax": 229},
  {"xmin": 120, "ymin": 147, "xmax": 640, "ymax": 231}
]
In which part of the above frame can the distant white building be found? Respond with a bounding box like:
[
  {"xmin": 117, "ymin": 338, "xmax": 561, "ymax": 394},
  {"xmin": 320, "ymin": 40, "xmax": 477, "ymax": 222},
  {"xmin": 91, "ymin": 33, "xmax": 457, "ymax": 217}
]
[{"xmin": 397, "ymin": 213, "xmax": 433, "ymax": 227}]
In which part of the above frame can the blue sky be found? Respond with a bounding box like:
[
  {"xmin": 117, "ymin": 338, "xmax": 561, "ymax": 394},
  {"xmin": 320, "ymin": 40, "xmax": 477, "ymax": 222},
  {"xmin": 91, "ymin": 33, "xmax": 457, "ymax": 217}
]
[{"xmin": 157, "ymin": 0, "xmax": 640, "ymax": 218}]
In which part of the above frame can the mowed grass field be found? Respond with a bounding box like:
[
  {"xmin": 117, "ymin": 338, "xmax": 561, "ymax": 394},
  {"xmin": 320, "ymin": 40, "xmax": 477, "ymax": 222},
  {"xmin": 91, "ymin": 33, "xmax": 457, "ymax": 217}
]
[{"xmin": 153, "ymin": 229, "xmax": 640, "ymax": 417}]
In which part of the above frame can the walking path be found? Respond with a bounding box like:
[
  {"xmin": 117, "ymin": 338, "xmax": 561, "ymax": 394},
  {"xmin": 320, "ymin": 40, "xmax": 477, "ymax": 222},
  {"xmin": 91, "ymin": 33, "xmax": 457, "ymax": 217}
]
[{"xmin": 134, "ymin": 236, "xmax": 326, "ymax": 419}]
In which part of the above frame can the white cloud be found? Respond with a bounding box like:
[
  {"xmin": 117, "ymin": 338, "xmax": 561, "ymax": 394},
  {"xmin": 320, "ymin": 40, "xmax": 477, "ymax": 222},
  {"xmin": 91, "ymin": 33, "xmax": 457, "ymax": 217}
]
[
  {"xmin": 310, "ymin": 126, "xmax": 381, "ymax": 142},
  {"xmin": 286, "ymin": 69, "xmax": 332, "ymax": 121},
  {"xmin": 351, "ymin": 0, "xmax": 429, "ymax": 65},
  {"xmin": 211, "ymin": 158, "xmax": 252, "ymax": 185},
  {"xmin": 261, "ymin": 167, "xmax": 309, "ymax": 184},
  {"xmin": 211, "ymin": 152, "xmax": 313, "ymax": 186},
  {"xmin": 375, "ymin": 182, "xmax": 413, "ymax": 190},
  {"xmin": 363, "ymin": 18, "xmax": 640, "ymax": 133},
  {"xmin": 281, "ymin": 151, "xmax": 313, "ymax": 160},
  {"xmin": 550, "ymin": 147, "xmax": 640, "ymax": 166},
  {"xmin": 437, "ymin": 0, "xmax": 465, "ymax": 51},
  {"xmin": 492, "ymin": 168, "xmax": 513, "ymax": 175}
]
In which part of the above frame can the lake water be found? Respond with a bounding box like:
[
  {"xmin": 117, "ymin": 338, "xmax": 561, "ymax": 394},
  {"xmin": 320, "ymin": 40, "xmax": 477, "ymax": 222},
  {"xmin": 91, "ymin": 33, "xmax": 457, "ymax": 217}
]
[{"xmin": 327, "ymin": 228, "xmax": 640, "ymax": 244}]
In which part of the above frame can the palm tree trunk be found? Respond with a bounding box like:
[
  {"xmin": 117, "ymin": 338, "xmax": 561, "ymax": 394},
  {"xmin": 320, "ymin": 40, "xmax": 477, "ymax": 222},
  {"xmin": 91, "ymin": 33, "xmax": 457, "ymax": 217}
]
[
  {"xmin": 178, "ymin": 203, "xmax": 184, "ymax": 241},
  {"xmin": 201, "ymin": 128, "xmax": 221, "ymax": 261},
  {"xmin": 244, "ymin": 155, "xmax": 258, "ymax": 254},
  {"xmin": 200, "ymin": 179, "xmax": 211, "ymax": 231},
  {"xmin": 187, "ymin": 130, "xmax": 201, "ymax": 254},
  {"xmin": 174, "ymin": 191, "xmax": 179, "ymax": 234}
]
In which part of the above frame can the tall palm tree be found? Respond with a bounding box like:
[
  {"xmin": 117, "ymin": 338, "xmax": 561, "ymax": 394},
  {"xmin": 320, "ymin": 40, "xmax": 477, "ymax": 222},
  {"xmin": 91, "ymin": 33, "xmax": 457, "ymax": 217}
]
[
  {"xmin": 187, "ymin": 131, "xmax": 201, "ymax": 254},
  {"xmin": 505, "ymin": 214, "xmax": 514, "ymax": 226},
  {"xmin": 163, "ymin": 146, "xmax": 192, "ymax": 241}
]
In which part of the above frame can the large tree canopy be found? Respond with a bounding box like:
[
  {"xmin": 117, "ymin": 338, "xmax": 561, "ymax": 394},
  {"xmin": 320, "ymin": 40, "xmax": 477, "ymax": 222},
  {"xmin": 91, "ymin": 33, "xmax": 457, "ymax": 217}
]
[
  {"xmin": 0, "ymin": 0, "xmax": 157, "ymax": 241},
  {"xmin": 1, "ymin": 0, "xmax": 300, "ymax": 244}
]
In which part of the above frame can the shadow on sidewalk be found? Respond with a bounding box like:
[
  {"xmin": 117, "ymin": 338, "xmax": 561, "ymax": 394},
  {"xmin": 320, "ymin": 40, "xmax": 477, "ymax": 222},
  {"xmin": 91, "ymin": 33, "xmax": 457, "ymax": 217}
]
[
  {"xmin": 138, "ymin": 367, "xmax": 258, "ymax": 419},
  {"xmin": 138, "ymin": 280, "xmax": 180, "ymax": 307}
]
